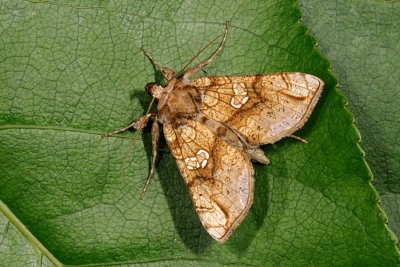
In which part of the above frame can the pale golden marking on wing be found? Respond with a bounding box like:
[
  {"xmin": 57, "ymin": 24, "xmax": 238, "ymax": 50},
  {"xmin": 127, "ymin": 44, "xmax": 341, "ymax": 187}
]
[
  {"xmin": 201, "ymin": 90, "xmax": 220, "ymax": 107},
  {"xmin": 163, "ymin": 119, "xmax": 254, "ymax": 242},
  {"xmin": 230, "ymin": 82, "xmax": 249, "ymax": 109},
  {"xmin": 184, "ymin": 149, "xmax": 210, "ymax": 170},
  {"xmin": 188, "ymin": 73, "xmax": 323, "ymax": 145}
]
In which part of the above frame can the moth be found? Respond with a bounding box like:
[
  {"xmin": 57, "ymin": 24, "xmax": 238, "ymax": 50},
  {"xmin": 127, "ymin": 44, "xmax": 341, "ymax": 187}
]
[{"xmin": 103, "ymin": 22, "xmax": 323, "ymax": 242}]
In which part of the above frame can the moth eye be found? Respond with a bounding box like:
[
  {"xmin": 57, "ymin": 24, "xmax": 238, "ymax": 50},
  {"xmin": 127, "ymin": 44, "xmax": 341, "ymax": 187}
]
[
  {"xmin": 145, "ymin": 83, "xmax": 163, "ymax": 99},
  {"xmin": 145, "ymin": 82, "xmax": 156, "ymax": 94}
]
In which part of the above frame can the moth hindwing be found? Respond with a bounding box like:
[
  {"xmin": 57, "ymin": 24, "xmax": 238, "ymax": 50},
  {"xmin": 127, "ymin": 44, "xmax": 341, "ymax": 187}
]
[{"xmin": 103, "ymin": 21, "xmax": 324, "ymax": 242}]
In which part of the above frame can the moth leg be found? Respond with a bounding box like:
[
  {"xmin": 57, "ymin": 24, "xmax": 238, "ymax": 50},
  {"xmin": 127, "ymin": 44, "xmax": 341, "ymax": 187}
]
[
  {"xmin": 141, "ymin": 48, "xmax": 175, "ymax": 80},
  {"xmin": 140, "ymin": 117, "xmax": 159, "ymax": 199},
  {"xmin": 102, "ymin": 113, "xmax": 153, "ymax": 138},
  {"xmin": 224, "ymin": 124, "xmax": 270, "ymax": 164},
  {"xmin": 245, "ymin": 147, "xmax": 270, "ymax": 165},
  {"xmin": 182, "ymin": 21, "xmax": 229, "ymax": 80},
  {"xmin": 289, "ymin": 134, "xmax": 308, "ymax": 144}
]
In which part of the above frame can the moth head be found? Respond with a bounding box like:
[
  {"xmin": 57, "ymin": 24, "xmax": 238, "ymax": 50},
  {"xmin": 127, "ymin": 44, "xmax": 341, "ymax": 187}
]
[
  {"xmin": 161, "ymin": 67, "xmax": 175, "ymax": 81},
  {"xmin": 145, "ymin": 82, "xmax": 163, "ymax": 99}
]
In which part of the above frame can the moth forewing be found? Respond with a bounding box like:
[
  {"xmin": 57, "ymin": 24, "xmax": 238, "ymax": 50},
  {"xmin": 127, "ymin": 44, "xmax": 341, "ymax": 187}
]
[
  {"xmin": 185, "ymin": 73, "xmax": 324, "ymax": 146},
  {"xmin": 163, "ymin": 120, "xmax": 254, "ymax": 242},
  {"xmin": 103, "ymin": 21, "xmax": 323, "ymax": 242}
]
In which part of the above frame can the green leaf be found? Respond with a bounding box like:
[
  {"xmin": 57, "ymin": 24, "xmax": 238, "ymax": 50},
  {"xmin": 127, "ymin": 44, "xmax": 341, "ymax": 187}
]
[
  {"xmin": 0, "ymin": 201, "xmax": 58, "ymax": 266},
  {"xmin": 300, "ymin": 0, "xmax": 400, "ymax": 248},
  {"xmin": 0, "ymin": 0, "xmax": 398, "ymax": 266}
]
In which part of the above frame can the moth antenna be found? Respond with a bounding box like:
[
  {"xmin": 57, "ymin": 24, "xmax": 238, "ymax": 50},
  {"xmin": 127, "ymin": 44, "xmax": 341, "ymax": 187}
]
[
  {"xmin": 144, "ymin": 97, "xmax": 156, "ymax": 121},
  {"xmin": 119, "ymin": 129, "xmax": 141, "ymax": 172},
  {"xmin": 119, "ymin": 97, "xmax": 156, "ymax": 172},
  {"xmin": 170, "ymin": 21, "xmax": 229, "ymax": 81}
]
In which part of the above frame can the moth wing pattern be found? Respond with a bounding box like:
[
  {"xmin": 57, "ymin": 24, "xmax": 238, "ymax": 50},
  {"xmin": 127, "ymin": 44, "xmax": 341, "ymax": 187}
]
[
  {"xmin": 186, "ymin": 73, "xmax": 323, "ymax": 145},
  {"xmin": 163, "ymin": 119, "xmax": 254, "ymax": 242}
]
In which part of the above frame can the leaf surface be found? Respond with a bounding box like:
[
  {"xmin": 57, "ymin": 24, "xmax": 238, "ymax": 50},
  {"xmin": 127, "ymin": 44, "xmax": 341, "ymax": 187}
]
[{"xmin": 300, "ymin": 0, "xmax": 400, "ymax": 247}]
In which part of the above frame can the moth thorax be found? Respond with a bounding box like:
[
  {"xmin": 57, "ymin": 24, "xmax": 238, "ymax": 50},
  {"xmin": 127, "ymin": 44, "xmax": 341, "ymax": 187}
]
[{"xmin": 145, "ymin": 82, "xmax": 163, "ymax": 99}]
